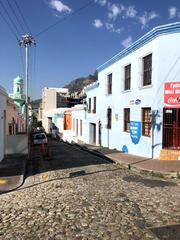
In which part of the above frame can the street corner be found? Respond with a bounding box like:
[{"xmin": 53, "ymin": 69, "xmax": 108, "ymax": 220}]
[
  {"xmin": 0, "ymin": 175, "xmax": 23, "ymax": 193},
  {"xmin": 0, "ymin": 178, "xmax": 8, "ymax": 185},
  {"xmin": 0, "ymin": 178, "xmax": 9, "ymax": 192}
]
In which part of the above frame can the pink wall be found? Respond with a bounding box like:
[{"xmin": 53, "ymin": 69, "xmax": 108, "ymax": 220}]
[{"xmin": 6, "ymin": 97, "xmax": 18, "ymax": 135}]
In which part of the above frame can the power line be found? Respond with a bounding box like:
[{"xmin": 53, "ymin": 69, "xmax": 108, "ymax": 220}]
[
  {"xmin": 0, "ymin": 8, "xmax": 18, "ymax": 39},
  {"xmin": 0, "ymin": 0, "xmax": 21, "ymax": 36},
  {"xmin": 7, "ymin": 0, "xmax": 26, "ymax": 34},
  {"xmin": 35, "ymin": 0, "xmax": 94, "ymax": 37},
  {"xmin": 13, "ymin": 0, "xmax": 32, "ymax": 34}
]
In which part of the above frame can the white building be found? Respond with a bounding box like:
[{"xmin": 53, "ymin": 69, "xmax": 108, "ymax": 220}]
[
  {"xmin": 84, "ymin": 82, "xmax": 100, "ymax": 145},
  {"xmin": 71, "ymin": 104, "xmax": 86, "ymax": 144},
  {"xmin": 0, "ymin": 86, "xmax": 7, "ymax": 161},
  {"xmin": 85, "ymin": 22, "xmax": 180, "ymax": 159}
]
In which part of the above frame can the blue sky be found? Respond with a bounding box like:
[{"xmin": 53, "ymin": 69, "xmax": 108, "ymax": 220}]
[{"xmin": 0, "ymin": 0, "xmax": 180, "ymax": 99}]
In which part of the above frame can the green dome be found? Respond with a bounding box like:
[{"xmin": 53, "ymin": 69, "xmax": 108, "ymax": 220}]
[{"xmin": 14, "ymin": 76, "xmax": 23, "ymax": 84}]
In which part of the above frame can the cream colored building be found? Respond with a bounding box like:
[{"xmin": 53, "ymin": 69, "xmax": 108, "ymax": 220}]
[
  {"xmin": 42, "ymin": 87, "xmax": 69, "ymax": 133},
  {"xmin": 38, "ymin": 101, "xmax": 43, "ymax": 121}
]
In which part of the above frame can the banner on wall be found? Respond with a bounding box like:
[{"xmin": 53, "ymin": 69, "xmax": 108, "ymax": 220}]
[
  {"xmin": 164, "ymin": 82, "xmax": 180, "ymax": 108},
  {"xmin": 130, "ymin": 121, "xmax": 141, "ymax": 145}
]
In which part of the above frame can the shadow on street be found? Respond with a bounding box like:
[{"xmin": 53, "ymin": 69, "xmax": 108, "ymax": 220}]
[{"xmin": 25, "ymin": 138, "xmax": 114, "ymax": 178}]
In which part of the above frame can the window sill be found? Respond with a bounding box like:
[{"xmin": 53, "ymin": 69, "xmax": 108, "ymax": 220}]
[
  {"xmin": 122, "ymin": 89, "xmax": 131, "ymax": 94},
  {"xmin": 139, "ymin": 84, "xmax": 153, "ymax": 90}
]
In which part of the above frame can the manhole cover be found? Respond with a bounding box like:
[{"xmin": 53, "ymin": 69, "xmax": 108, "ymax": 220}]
[
  {"xmin": 150, "ymin": 224, "xmax": 180, "ymax": 240},
  {"xmin": 123, "ymin": 175, "xmax": 177, "ymax": 188}
]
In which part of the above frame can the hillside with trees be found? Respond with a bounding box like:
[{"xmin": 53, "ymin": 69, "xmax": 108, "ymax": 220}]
[{"xmin": 64, "ymin": 73, "xmax": 98, "ymax": 93}]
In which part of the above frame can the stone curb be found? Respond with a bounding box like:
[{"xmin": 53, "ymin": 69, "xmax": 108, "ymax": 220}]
[
  {"xmin": 109, "ymin": 157, "xmax": 180, "ymax": 179},
  {"xmin": 66, "ymin": 141, "xmax": 180, "ymax": 180}
]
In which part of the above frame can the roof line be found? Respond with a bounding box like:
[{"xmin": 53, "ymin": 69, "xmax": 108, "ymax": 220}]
[{"xmin": 97, "ymin": 22, "xmax": 180, "ymax": 72}]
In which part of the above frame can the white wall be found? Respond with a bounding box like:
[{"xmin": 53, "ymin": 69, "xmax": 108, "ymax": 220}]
[
  {"xmin": 0, "ymin": 86, "xmax": 7, "ymax": 161},
  {"xmin": 85, "ymin": 83, "xmax": 101, "ymax": 145},
  {"xmin": 5, "ymin": 135, "xmax": 28, "ymax": 154},
  {"xmin": 86, "ymin": 31, "xmax": 180, "ymax": 158},
  {"xmin": 71, "ymin": 105, "xmax": 86, "ymax": 143}
]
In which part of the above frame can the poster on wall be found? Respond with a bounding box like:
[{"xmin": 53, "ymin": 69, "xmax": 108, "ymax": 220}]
[
  {"xmin": 164, "ymin": 82, "xmax": 180, "ymax": 108},
  {"xmin": 130, "ymin": 121, "xmax": 141, "ymax": 144}
]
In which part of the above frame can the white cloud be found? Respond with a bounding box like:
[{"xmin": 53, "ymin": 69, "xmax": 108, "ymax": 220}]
[
  {"xmin": 93, "ymin": 19, "xmax": 103, "ymax": 28},
  {"xmin": 122, "ymin": 36, "xmax": 133, "ymax": 48},
  {"xmin": 138, "ymin": 11, "xmax": 159, "ymax": 29},
  {"xmin": 94, "ymin": 0, "xmax": 107, "ymax": 7},
  {"xmin": 49, "ymin": 0, "xmax": 72, "ymax": 13},
  {"xmin": 149, "ymin": 11, "xmax": 159, "ymax": 19},
  {"xmin": 125, "ymin": 6, "xmax": 137, "ymax": 18},
  {"xmin": 105, "ymin": 22, "xmax": 113, "ymax": 30},
  {"xmin": 105, "ymin": 22, "xmax": 121, "ymax": 34},
  {"xmin": 108, "ymin": 3, "xmax": 125, "ymax": 20},
  {"xmin": 168, "ymin": 6, "xmax": 177, "ymax": 19}
]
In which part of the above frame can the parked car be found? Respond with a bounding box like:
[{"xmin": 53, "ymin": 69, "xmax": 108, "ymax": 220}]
[{"xmin": 32, "ymin": 132, "xmax": 48, "ymax": 145}]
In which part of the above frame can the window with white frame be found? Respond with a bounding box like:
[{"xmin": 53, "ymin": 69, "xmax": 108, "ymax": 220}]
[
  {"xmin": 88, "ymin": 98, "xmax": 91, "ymax": 113},
  {"xmin": 80, "ymin": 120, "xmax": 82, "ymax": 136},
  {"xmin": 124, "ymin": 64, "xmax": 131, "ymax": 91},
  {"xmin": 142, "ymin": 54, "xmax": 152, "ymax": 86},
  {"xmin": 107, "ymin": 108, "xmax": 112, "ymax": 129},
  {"xmin": 76, "ymin": 119, "xmax": 78, "ymax": 136},
  {"xmin": 142, "ymin": 108, "xmax": 151, "ymax": 137},
  {"xmin": 93, "ymin": 97, "xmax": 96, "ymax": 113},
  {"xmin": 124, "ymin": 108, "xmax": 130, "ymax": 132},
  {"xmin": 107, "ymin": 73, "xmax": 112, "ymax": 94}
]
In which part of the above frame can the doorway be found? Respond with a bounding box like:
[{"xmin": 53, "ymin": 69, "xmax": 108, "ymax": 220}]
[
  {"xmin": 98, "ymin": 121, "xmax": 102, "ymax": 146},
  {"xmin": 163, "ymin": 108, "xmax": 180, "ymax": 149},
  {"xmin": 90, "ymin": 123, "xmax": 96, "ymax": 145}
]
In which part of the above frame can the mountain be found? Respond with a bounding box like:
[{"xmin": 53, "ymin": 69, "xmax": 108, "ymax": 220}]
[
  {"xmin": 64, "ymin": 74, "xmax": 97, "ymax": 93},
  {"xmin": 30, "ymin": 99, "xmax": 41, "ymax": 109}
]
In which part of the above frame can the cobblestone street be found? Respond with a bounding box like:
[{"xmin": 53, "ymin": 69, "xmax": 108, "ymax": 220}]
[{"xmin": 0, "ymin": 140, "xmax": 180, "ymax": 240}]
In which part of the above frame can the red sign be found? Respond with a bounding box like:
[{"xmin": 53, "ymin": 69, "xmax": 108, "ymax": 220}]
[{"xmin": 164, "ymin": 82, "xmax": 180, "ymax": 108}]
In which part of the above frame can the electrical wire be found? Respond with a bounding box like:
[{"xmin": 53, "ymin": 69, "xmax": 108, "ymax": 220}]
[
  {"xmin": 0, "ymin": 0, "xmax": 21, "ymax": 36},
  {"xmin": 0, "ymin": 7, "xmax": 18, "ymax": 39},
  {"xmin": 35, "ymin": 0, "xmax": 94, "ymax": 37},
  {"xmin": 13, "ymin": 0, "xmax": 32, "ymax": 35},
  {"xmin": 7, "ymin": 0, "xmax": 26, "ymax": 34}
]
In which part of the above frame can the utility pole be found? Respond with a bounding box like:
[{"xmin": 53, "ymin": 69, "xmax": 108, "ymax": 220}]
[{"xmin": 19, "ymin": 35, "xmax": 36, "ymax": 133}]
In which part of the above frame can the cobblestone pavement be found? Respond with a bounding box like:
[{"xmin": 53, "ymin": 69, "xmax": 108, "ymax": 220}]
[{"xmin": 0, "ymin": 141, "xmax": 180, "ymax": 240}]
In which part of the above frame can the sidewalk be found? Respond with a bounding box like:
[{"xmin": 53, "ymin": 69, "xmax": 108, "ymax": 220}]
[
  {"xmin": 76, "ymin": 143, "xmax": 180, "ymax": 178},
  {"xmin": 0, "ymin": 154, "xmax": 27, "ymax": 193}
]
